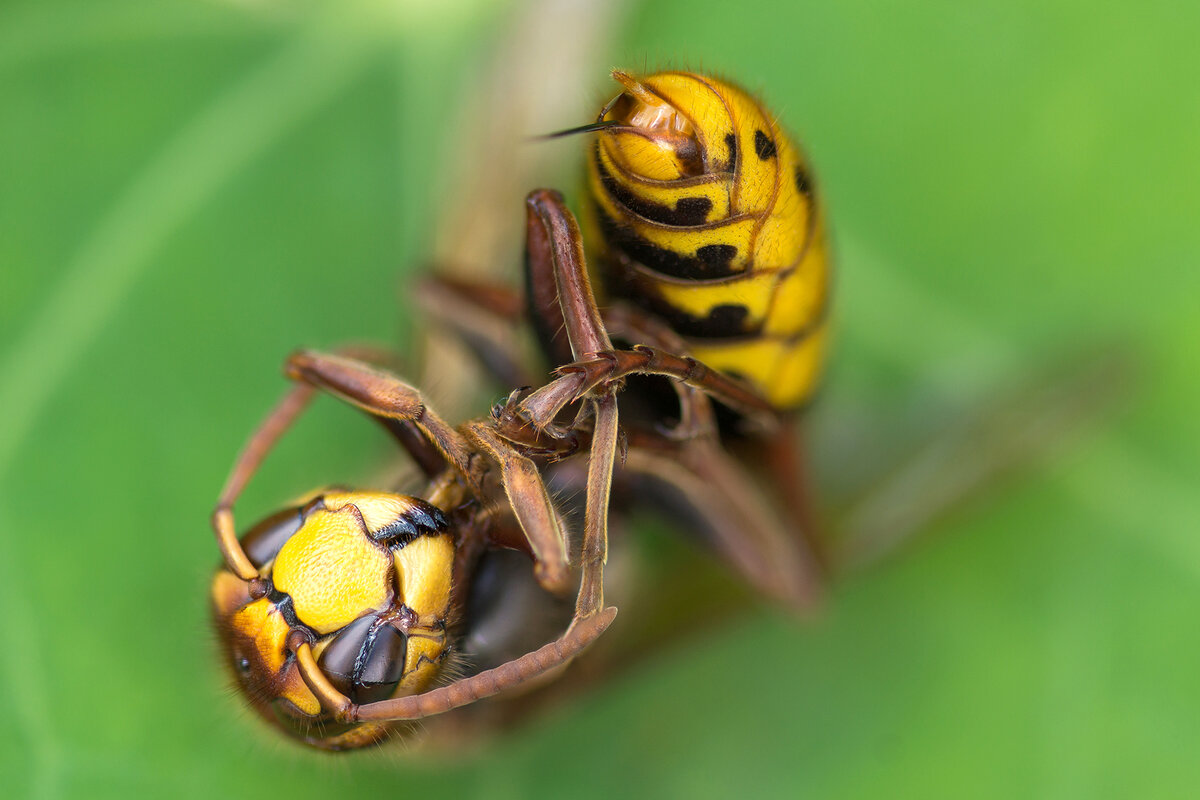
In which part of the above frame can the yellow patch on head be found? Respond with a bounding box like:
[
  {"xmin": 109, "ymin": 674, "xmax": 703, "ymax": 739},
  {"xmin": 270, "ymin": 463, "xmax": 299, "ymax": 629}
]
[
  {"xmin": 272, "ymin": 506, "xmax": 392, "ymax": 635},
  {"xmin": 392, "ymin": 533, "xmax": 454, "ymax": 621}
]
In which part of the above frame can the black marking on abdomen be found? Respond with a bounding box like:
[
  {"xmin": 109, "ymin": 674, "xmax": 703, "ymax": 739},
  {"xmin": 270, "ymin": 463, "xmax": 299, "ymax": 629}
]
[
  {"xmin": 628, "ymin": 290, "xmax": 753, "ymax": 339},
  {"xmin": 686, "ymin": 303, "xmax": 752, "ymax": 337},
  {"xmin": 596, "ymin": 150, "xmax": 713, "ymax": 226},
  {"xmin": 754, "ymin": 130, "xmax": 777, "ymax": 160},
  {"xmin": 672, "ymin": 197, "xmax": 714, "ymax": 226},
  {"xmin": 596, "ymin": 205, "xmax": 740, "ymax": 280},
  {"xmin": 696, "ymin": 244, "xmax": 738, "ymax": 272},
  {"xmin": 794, "ymin": 165, "xmax": 813, "ymax": 198}
]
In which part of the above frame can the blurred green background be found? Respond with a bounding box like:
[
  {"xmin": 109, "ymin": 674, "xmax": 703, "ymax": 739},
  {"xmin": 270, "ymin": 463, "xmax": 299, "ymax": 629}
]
[{"xmin": 1, "ymin": 0, "xmax": 1197, "ymax": 797}]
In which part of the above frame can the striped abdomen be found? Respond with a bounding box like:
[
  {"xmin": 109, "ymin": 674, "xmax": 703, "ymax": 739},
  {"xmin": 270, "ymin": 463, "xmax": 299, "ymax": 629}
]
[{"xmin": 586, "ymin": 70, "xmax": 830, "ymax": 410}]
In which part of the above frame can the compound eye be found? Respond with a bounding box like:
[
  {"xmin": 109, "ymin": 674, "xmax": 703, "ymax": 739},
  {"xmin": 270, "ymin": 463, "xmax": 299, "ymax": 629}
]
[
  {"xmin": 318, "ymin": 614, "xmax": 408, "ymax": 705},
  {"xmin": 240, "ymin": 506, "xmax": 305, "ymax": 568}
]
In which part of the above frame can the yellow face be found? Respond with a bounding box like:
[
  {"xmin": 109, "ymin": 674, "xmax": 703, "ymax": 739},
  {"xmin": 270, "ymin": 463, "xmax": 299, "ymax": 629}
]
[
  {"xmin": 210, "ymin": 491, "xmax": 455, "ymax": 749},
  {"xmin": 586, "ymin": 70, "xmax": 831, "ymax": 409}
]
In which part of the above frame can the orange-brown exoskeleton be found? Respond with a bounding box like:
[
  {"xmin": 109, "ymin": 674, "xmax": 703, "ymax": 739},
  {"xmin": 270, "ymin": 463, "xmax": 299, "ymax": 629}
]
[
  {"xmin": 211, "ymin": 348, "xmax": 616, "ymax": 750},
  {"xmin": 211, "ymin": 68, "xmax": 830, "ymax": 749}
]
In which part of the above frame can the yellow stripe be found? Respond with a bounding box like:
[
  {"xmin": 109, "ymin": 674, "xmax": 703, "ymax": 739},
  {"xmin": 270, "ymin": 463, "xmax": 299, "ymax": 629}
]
[
  {"xmin": 595, "ymin": 140, "xmax": 731, "ymax": 221},
  {"xmin": 687, "ymin": 324, "xmax": 828, "ymax": 409},
  {"xmin": 762, "ymin": 227, "xmax": 829, "ymax": 337},
  {"xmin": 639, "ymin": 265, "xmax": 782, "ymax": 329}
]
